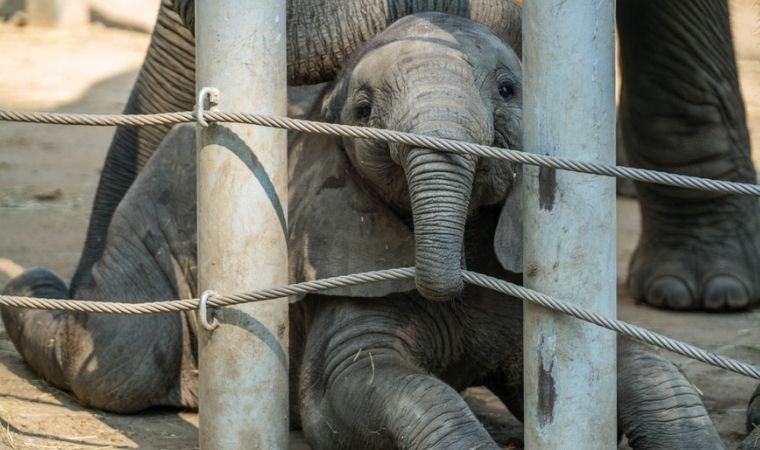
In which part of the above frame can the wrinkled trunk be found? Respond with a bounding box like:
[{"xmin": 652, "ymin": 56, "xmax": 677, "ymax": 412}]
[
  {"xmin": 392, "ymin": 58, "xmax": 492, "ymax": 302},
  {"xmin": 402, "ymin": 148, "xmax": 476, "ymax": 301}
]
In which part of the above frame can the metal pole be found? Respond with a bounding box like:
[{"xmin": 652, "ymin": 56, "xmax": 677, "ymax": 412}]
[
  {"xmin": 196, "ymin": 1, "xmax": 288, "ymax": 449},
  {"xmin": 522, "ymin": 1, "xmax": 616, "ymax": 448}
]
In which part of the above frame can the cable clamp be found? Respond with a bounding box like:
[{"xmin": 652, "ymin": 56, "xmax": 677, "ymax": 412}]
[
  {"xmin": 195, "ymin": 87, "xmax": 220, "ymax": 127},
  {"xmin": 199, "ymin": 289, "xmax": 220, "ymax": 331}
]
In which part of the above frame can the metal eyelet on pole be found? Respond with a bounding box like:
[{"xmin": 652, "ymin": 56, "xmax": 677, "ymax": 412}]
[
  {"xmin": 195, "ymin": 87, "xmax": 220, "ymax": 127},
  {"xmin": 199, "ymin": 289, "xmax": 220, "ymax": 331}
]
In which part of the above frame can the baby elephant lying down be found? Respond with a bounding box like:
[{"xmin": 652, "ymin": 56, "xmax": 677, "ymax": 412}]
[{"xmin": 2, "ymin": 13, "xmax": 724, "ymax": 450}]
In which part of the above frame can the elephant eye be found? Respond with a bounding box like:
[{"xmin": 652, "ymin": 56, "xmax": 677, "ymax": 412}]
[
  {"xmin": 498, "ymin": 82, "xmax": 516, "ymax": 100},
  {"xmin": 355, "ymin": 101, "xmax": 372, "ymax": 119}
]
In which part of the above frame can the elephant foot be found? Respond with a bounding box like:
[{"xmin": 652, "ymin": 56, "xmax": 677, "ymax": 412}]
[{"xmin": 629, "ymin": 194, "xmax": 760, "ymax": 311}]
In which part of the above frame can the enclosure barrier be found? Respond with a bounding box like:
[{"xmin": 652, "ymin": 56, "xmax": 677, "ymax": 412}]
[
  {"xmin": 2, "ymin": 0, "xmax": 760, "ymax": 445},
  {"xmin": 1, "ymin": 266, "xmax": 758, "ymax": 381},
  {"xmin": 1, "ymin": 104, "xmax": 759, "ymax": 448}
]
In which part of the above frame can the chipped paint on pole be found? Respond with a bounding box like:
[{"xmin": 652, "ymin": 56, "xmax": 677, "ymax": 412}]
[
  {"xmin": 522, "ymin": 0, "xmax": 617, "ymax": 448},
  {"xmin": 196, "ymin": 0, "xmax": 288, "ymax": 448}
]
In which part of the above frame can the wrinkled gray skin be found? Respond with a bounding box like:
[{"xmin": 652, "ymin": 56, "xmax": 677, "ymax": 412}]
[
  {"xmin": 2, "ymin": 14, "xmax": 726, "ymax": 450},
  {"xmin": 744, "ymin": 386, "xmax": 760, "ymax": 450}
]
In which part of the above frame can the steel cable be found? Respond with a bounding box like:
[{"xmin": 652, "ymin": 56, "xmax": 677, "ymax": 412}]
[{"xmin": 1, "ymin": 267, "xmax": 758, "ymax": 380}]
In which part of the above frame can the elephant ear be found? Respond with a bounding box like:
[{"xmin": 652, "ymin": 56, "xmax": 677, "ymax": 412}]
[
  {"xmin": 494, "ymin": 172, "xmax": 523, "ymax": 274},
  {"xmin": 288, "ymin": 91, "xmax": 415, "ymax": 298}
]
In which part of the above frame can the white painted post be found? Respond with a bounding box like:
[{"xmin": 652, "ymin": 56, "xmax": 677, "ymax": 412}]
[
  {"xmin": 196, "ymin": 1, "xmax": 288, "ymax": 449},
  {"xmin": 522, "ymin": 1, "xmax": 617, "ymax": 448},
  {"xmin": 26, "ymin": 0, "xmax": 88, "ymax": 27}
]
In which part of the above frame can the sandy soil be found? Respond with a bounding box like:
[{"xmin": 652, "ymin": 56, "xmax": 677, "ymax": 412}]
[{"xmin": 0, "ymin": 2, "xmax": 758, "ymax": 449}]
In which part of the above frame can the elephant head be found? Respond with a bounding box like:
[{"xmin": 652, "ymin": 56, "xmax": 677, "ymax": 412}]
[{"xmin": 290, "ymin": 13, "xmax": 522, "ymax": 301}]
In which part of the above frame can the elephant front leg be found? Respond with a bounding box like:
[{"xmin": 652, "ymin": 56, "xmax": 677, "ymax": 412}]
[
  {"xmin": 301, "ymin": 355, "xmax": 497, "ymax": 450},
  {"xmin": 617, "ymin": 339, "xmax": 723, "ymax": 450},
  {"xmin": 618, "ymin": 0, "xmax": 759, "ymax": 310},
  {"xmin": 298, "ymin": 302, "xmax": 498, "ymax": 450}
]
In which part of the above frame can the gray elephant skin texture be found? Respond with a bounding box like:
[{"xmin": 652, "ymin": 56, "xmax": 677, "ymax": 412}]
[{"xmin": 2, "ymin": 13, "xmax": 728, "ymax": 450}]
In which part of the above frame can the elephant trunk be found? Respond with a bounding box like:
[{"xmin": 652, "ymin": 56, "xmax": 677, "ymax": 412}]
[
  {"xmin": 400, "ymin": 147, "xmax": 476, "ymax": 302},
  {"xmin": 393, "ymin": 59, "xmax": 493, "ymax": 301}
]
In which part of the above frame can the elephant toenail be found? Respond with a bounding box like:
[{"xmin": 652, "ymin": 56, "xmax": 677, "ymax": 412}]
[
  {"xmin": 646, "ymin": 276, "xmax": 694, "ymax": 309},
  {"xmin": 704, "ymin": 275, "xmax": 749, "ymax": 310}
]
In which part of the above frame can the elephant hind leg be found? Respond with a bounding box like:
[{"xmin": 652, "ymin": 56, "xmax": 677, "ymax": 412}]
[
  {"xmin": 2, "ymin": 267, "xmax": 71, "ymax": 390},
  {"xmin": 2, "ymin": 125, "xmax": 200, "ymax": 413},
  {"xmin": 2, "ymin": 266, "xmax": 196, "ymax": 413}
]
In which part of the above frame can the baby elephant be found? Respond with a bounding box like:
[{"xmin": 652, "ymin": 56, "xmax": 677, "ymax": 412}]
[{"xmin": 2, "ymin": 13, "xmax": 723, "ymax": 450}]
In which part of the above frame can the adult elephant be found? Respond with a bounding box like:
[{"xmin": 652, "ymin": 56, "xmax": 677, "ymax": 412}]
[
  {"xmin": 74, "ymin": 0, "xmax": 758, "ymax": 313},
  {"xmin": 2, "ymin": 14, "xmax": 724, "ymax": 448}
]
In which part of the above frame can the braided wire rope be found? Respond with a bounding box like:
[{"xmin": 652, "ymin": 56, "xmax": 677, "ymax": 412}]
[
  {"xmin": 1, "ymin": 267, "xmax": 758, "ymax": 380},
  {"xmin": 461, "ymin": 271, "xmax": 760, "ymax": 380},
  {"xmin": 0, "ymin": 109, "xmax": 758, "ymax": 196}
]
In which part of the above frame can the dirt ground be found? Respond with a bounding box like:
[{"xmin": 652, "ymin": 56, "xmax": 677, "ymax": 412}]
[{"xmin": 0, "ymin": 2, "xmax": 758, "ymax": 449}]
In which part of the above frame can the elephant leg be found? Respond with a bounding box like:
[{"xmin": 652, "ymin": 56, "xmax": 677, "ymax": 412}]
[
  {"xmin": 2, "ymin": 268, "xmax": 71, "ymax": 390},
  {"xmin": 298, "ymin": 297, "xmax": 498, "ymax": 450},
  {"xmin": 618, "ymin": 339, "xmax": 723, "ymax": 450},
  {"xmin": 2, "ymin": 277, "xmax": 197, "ymax": 413},
  {"xmin": 71, "ymin": 0, "xmax": 195, "ymax": 293},
  {"xmin": 617, "ymin": 0, "xmax": 759, "ymax": 310},
  {"xmin": 2, "ymin": 125, "xmax": 199, "ymax": 413}
]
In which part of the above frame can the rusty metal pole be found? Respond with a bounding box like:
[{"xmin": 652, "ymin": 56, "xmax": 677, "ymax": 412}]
[
  {"xmin": 522, "ymin": 0, "xmax": 617, "ymax": 448},
  {"xmin": 196, "ymin": 1, "xmax": 288, "ymax": 449}
]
